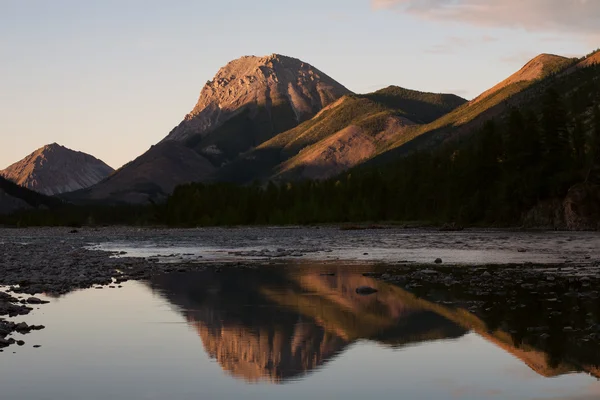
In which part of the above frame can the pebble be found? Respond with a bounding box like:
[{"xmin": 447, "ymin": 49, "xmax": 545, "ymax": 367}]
[
  {"xmin": 356, "ymin": 286, "xmax": 378, "ymax": 295},
  {"xmin": 26, "ymin": 297, "xmax": 48, "ymax": 305}
]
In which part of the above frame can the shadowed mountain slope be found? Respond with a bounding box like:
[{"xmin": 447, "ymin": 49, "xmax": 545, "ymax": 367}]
[
  {"xmin": 0, "ymin": 176, "xmax": 62, "ymax": 215},
  {"xmin": 65, "ymin": 141, "xmax": 216, "ymax": 204},
  {"xmin": 215, "ymin": 88, "xmax": 467, "ymax": 182}
]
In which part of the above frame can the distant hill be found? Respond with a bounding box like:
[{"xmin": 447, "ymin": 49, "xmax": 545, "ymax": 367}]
[{"xmin": 1, "ymin": 143, "xmax": 114, "ymax": 196}]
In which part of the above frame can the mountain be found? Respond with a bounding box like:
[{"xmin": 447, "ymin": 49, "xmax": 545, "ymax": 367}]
[
  {"xmin": 0, "ymin": 143, "xmax": 114, "ymax": 196},
  {"xmin": 0, "ymin": 176, "xmax": 62, "ymax": 215},
  {"xmin": 69, "ymin": 50, "xmax": 594, "ymax": 209},
  {"xmin": 216, "ymin": 54, "xmax": 570, "ymax": 184},
  {"xmin": 73, "ymin": 54, "xmax": 351, "ymax": 203},
  {"xmin": 215, "ymin": 87, "xmax": 466, "ymax": 182},
  {"xmin": 67, "ymin": 142, "xmax": 216, "ymax": 204},
  {"xmin": 160, "ymin": 49, "xmax": 600, "ymax": 228},
  {"xmin": 165, "ymin": 54, "xmax": 350, "ymax": 143}
]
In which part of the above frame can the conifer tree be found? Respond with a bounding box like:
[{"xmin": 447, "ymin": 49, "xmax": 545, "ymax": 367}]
[
  {"xmin": 571, "ymin": 118, "xmax": 586, "ymax": 170},
  {"xmin": 592, "ymin": 106, "xmax": 600, "ymax": 166},
  {"xmin": 541, "ymin": 89, "xmax": 571, "ymax": 173}
]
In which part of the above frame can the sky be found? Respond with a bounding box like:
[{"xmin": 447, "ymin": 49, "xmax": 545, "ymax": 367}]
[{"xmin": 1, "ymin": 0, "xmax": 598, "ymax": 170}]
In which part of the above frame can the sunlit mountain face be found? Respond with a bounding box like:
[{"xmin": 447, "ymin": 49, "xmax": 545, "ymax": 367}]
[{"xmin": 148, "ymin": 266, "xmax": 466, "ymax": 383}]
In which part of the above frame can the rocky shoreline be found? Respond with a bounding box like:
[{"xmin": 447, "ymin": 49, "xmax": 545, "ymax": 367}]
[
  {"xmin": 0, "ymin": 228, "xmax": 211, "ymax": 350},
  {"xmin": 368, "ymin": 262, "xmax": 600, "ymax": 371}
]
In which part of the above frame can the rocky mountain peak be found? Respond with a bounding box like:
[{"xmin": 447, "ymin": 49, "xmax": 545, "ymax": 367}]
[
  {"xmin": 163, "ymin": 53, "xmax": 352, "ymax": 142},
  {"xmin": 0, "ymin": 144, "xmax": 114, "ymax": 196}
]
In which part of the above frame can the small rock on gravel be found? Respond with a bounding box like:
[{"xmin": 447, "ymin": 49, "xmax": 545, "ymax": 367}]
[
  {"xmin": 356, "ymin": 286, "xmax": 378, "ymax": 295},
  {"xmin": 26, "ymin": 297, "xmax": 48, "ymax": 305}
]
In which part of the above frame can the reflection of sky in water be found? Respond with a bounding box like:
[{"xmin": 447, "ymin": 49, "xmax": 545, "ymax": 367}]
[{"xmin": 0, "ymin": 280, "xmax": 598, "ymax": 400}]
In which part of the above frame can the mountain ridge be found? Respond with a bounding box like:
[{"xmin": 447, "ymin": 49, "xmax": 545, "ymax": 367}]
[
  {"xmin": 61, "ymin": 49, "xmax": 597, "ymax": 206},
  {"xmin": 67, "ymin": 54, "xmax": 352, "ymax": 203}
]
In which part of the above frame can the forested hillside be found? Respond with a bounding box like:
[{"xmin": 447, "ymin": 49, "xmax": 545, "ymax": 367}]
[
  {"xmin": 156, "ymin": 62, "xmax": 600, "ymax": 229},
  {"xmin": 3, "ymin": 55, "xmax": 600, "ymax": 229},
  {"xmin": 0, "ymin": 176, "xmax": 63, "ymax": 215}
]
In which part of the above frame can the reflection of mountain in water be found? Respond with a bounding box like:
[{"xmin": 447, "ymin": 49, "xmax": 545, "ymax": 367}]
[
  {"xmin": 151, "ymin": 265, "xmax": 600, "ymax": 383},
  {"xmin": 150, "ymin": 267, "xmax": 466, "ymax": 383}
]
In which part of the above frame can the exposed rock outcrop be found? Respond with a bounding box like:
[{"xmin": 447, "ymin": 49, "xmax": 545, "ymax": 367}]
[
  {"xmin": 164, "ymin": 54, "xmax": 351, "ymax": 144},
  {"xmin": 563, "ymin": 183, "xmax": 600, "ymax": 231},
  {"xmin": 522, "ymin": 183, "xmax": 600, "ymax": 231}
]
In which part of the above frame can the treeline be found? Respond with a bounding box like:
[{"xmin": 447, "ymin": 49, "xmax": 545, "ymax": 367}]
[
  {"xmin": 161, "ymin": 89, "xmax": 600, "ymax": 226},
  {"xmin": 1, "ymin": 203, "xmax": 161, "ymax": 227},
  {"xmin": 3, "ymin": 82, "xmax": 600, "ymax": 228},
  {"xmin": 0, "ymin": 176, "xmax": 63, "ymax": 209}
]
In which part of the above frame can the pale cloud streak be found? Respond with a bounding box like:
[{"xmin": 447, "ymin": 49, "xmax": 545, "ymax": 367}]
[
  {"xmin": 372, "ymin": 0, "xmax": 600, "ymax": 37},
  {"xmin": 425, "ymin": 35, "xmax": 498, "ymax": 54}
]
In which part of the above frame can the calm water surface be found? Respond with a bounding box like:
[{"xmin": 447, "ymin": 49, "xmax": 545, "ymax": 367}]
[
  {"xmin": 92, "ymin": 228, "xmax": 600, "ymax": 265},
  {"xmin": 1, "ymin": 265, "xmax": 599, "ymax": 400}
]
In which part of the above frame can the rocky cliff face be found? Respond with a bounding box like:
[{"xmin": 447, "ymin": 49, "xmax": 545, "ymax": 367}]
[
  {"xmin": 0, "ymin": 143, "xmax": 114, "ymax": 196},
  {"xmin": 164, "ymin": 54, "xmax": 351, "ymax": 144}
]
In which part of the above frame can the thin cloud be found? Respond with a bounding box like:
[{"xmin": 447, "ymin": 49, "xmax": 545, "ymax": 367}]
[
  {"xmin": 425, "ymin": 35, "xmax": 499, "ymax": 55},
  {"xmin": 482, "ymin": 35, "xmax": 498, "ymax": 43},
  {"xmin": 425, "ymin": 36, "xmax": 469, "ymax": 54},
  {"xmin": 372, "ymin": 0, "xmax": 600, "ymax": 37}
]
